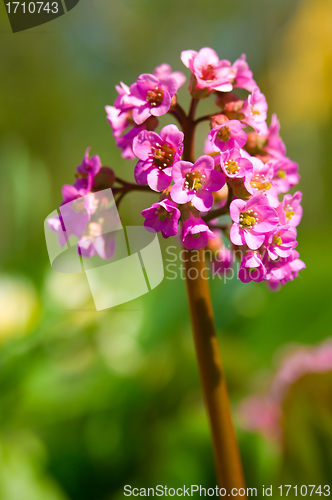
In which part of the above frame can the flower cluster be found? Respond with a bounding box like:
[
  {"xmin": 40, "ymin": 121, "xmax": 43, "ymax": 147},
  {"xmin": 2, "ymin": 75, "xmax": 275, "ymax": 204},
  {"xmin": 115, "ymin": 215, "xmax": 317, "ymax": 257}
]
[{"xmin": 51, "ymin": 47, "xmax": 305, "ymax": 289}]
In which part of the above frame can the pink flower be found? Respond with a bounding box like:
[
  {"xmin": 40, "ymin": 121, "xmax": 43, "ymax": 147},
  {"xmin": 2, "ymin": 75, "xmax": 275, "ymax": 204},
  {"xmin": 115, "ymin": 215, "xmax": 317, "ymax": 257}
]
[
  {"xmin": 105, "ymin": 105, "xmax": 132, "ymax": 138},
  {"xmin": 230, "ymin": 193, "xmax": 279, "ymax": 250},
  {"xmin": 181, "ymin": 47, "xmax": 232, "ymax": 92},
  {"xmin": 73, "ymin": 148, "xmax": 101, "ymax": 193},
  {"xmin": 142, "ymin": 199, "xmax": 181, "ymax": 238},
  {"xmin": 277, "ymin": 192, "xmax": 303, "ymax": 227},
  {"xmin": 271, "ymin": 157, "xmax": 300, "ymax": 194},
  {"xmin": 264, "ymin": 249, "xmax": 305, "ymax": 288},
  {"xmin": 129, "ymin": 73, "xmax": 178, "ymax": 125},
  {"xmin": 242, "ymin": 155, "xmax": 274, "ymax": 195},
  {"xmin": 264, "ymin": 114, "xmax": 286, "ymax": 158},
  {"xmin": 182, "ymin": 212, "xmax": 216, "ymax": 250},
  {"xmin": 153, "ymin": 63, "xmax": 186, "ymax": 90},
  {"xmin": 228, "ymin": 54, "xmax": 257, "ymax": 92},
  {"xmin": 220, "ymin": 148, "xmax": 253, "ymax": 179},
  {"xmin": 78, "ymin": 222, "xmax": 116, "ymax": 260},
  {"xmin": 170, "ymin": 155, "xmax": 226, "ymax": 212},
  {"xmin": 264, "ymin": 225, "xmax": 297, "ymax": 261},
  {"xmin": 238, "ymin": 250, "xmax": 267, "ymax": 283},
  {"xmin": 240, "ymin": 87, "xmax": 268, "ymax": 135},
  {"xmin": 133, "ymin": 125, "xmax": 184, "ymax": 192},
  {"xmin": 209, "ymin": 120, "xmax": 247, "ymax": 152},
  {"xmin": 113, "ymin": 81, "xmax": 138, "ymax": 112}
]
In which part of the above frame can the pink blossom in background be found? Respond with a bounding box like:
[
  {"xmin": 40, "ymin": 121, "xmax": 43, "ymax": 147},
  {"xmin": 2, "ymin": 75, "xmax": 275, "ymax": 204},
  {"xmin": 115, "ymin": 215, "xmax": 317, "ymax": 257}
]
[
  {"xmin": 239, "ymin": 340, "xmax": 332, "ymax": 442},
  {"xmin": 153, "ymin": 63, "xmax": 186, "ymax": 90},
  {"xmin": 229, "ymin": 54, "xmax": 257, "ymax": 92}
]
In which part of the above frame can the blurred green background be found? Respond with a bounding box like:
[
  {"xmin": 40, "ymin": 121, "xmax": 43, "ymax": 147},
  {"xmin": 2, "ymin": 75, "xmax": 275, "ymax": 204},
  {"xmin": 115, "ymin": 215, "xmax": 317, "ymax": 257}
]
[{"xmin": 0, "ymin": 0, "xmax": 332, "ymax": 498}]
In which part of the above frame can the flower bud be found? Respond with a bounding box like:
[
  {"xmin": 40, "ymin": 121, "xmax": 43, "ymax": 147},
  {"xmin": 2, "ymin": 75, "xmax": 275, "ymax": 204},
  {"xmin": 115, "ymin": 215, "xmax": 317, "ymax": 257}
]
[
  {"xmin": 92, "ymin": 167, "xmax": 115, "ymax": 190},
  {"xmin": 211, "ymin": 114, "xmax": 229, "ymax": 128}
]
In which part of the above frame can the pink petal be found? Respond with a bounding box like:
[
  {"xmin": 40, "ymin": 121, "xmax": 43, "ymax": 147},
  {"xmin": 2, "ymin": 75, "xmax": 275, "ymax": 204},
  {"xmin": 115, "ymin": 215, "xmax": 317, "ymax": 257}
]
[
  {"xmin": 230, "ymin": 224, "xmax": 246, "ymax": 246},
  {"xmin": 181, "ymin": 50, "xmax": 197, "ymax": 70},
  {"xmin": 171, "ymin": 161, "xmax": 193, "ymax": 183},
  {"xmin": 170, "ymin": 182, "xmax": 191, "ymax": 204},
  {"xmin": 230, "ymin": 199, "xmax": 246, "ymax": 223},
  {"xmin": 244, "ymin": 230, "xmax": 265, "ymax": 250},
  {"xmin": 147, "ymin": 169, "xmax": 172, "ymax": 192},
  {"xmin": 192, "ymin": 189, "xmax": 213, "ymax": 211}
]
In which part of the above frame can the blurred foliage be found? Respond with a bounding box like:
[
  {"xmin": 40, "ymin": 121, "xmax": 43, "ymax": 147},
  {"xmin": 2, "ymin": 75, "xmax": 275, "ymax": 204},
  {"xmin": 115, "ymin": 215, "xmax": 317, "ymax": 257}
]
[{"xmin": 0, "ymin": 0, "xmax": 332, "ymax": 498}]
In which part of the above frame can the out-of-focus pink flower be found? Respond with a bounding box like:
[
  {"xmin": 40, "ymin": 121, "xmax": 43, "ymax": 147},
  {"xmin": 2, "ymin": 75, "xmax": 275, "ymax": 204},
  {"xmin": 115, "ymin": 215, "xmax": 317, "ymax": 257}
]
[
  {"xmin": 211, "ymin": 245, "xmax": 235, "ymax": 275},
  {"xmin": 228, "ymin": 54, "xmax": 257, "ymax": 92},
  {"xmin": 170, "ymin": 155, "xmax": 226, "ymax": 212},
  {"xmin": 238, "ymin": 396, "xmax": 282, "ymax": 441},
  {"xmin": 153, "ymin": 63, "xmax": 186, "ymax": 90},
  {"xmin": 239, "ymin": 339, "xmax": 332, "ymax": 442}
]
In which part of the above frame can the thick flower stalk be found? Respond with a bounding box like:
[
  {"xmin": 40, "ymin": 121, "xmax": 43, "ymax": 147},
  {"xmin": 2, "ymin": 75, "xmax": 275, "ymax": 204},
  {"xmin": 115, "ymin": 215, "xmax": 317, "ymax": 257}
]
[{"xmin": 49, "ymin": 47, "xmax": 305, "ymax": 495}]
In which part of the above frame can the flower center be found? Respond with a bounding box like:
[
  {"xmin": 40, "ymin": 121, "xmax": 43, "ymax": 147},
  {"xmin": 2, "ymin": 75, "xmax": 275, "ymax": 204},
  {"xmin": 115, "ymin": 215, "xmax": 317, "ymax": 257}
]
[
  {"xmin": 273, "ymin": 234, "xmax": 283, "ymax": 246},
  {"xmin": 184, "ymin": 170, "xmax": 204, "ymax": 191},
  {"xmin": 285, "ymin": 203, "xmax": 294, "ymax": 220},
  {"xmin": 152, "ymin": 143, "xmax": 175, "ymax": 170},
  {"xmin": 217, "ymin": 126, "xmax": 230, "ymax": 142},
  {"xmin": 250, "ymin": 107, "xmax": 260, "ymax": 116},
  {"xmin": 277, "ymin": 169, "xmax": 286, "ymax": 179},
  {"xmin": 224, "ymin": 159, "xmax": 240, "ymax": 175},
  {"xmin": 250, "ymin": 174, "xmax": 271, "ymax": 191},
  {"xmin": 239, "ymin": 209, "xmax": 258, "ymax": 229},
  {"xmin": 200, "ymin": 64, "xmax": 216, "ymax": 82},
  {"xmin": 146, "ymin": 87, "xmax": 164, "ymax": 107},
  {"xmin": 155, "ymin": 206, "xmax": 168, "ymax": 221}
]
